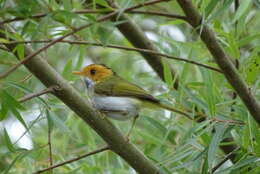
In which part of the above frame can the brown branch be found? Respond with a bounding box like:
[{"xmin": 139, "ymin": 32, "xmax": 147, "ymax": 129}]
[
  {"xmin": 1, "ymin": 40, "xmax": 222, "ymax": 73},
  {"xmin": 129, "ymin": 10, "xmax": 187, "ymax": 20},
  {"xmin": 34, "ymin": 146, "xmax": 110, "ymax": 174},
  {"xmin": 176, "ymin": 0, "xmax": 260, "ymax": 125},
  {"xmin": 18, "ymin": 85, "xmax": 58, "ymax": 103}
]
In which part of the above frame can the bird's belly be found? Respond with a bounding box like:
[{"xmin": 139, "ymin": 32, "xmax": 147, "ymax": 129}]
[{"xmin": 93, "ymin": 96, "xmax": 141, "ymax": 121}]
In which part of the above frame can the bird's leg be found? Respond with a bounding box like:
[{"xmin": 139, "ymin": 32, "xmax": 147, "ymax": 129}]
[{"xmin": 125, "ymin": 114, "xmax": 139, "ymax": 142}]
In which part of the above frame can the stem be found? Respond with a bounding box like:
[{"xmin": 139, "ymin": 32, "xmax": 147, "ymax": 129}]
[
  {"xmin": 1, "ymin": 40, "xmax": 222, "ymax": 73},
  {"xmin": 35, "ymin": 146, "xmax": 110, "ymax": 174}
]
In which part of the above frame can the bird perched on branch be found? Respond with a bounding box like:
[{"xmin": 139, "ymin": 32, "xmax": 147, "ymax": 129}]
[{"xmin": 73, "ymin": 64, "xmax": 189, "ymax": 137}]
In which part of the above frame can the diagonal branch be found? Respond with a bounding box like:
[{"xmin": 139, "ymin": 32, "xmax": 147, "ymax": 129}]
[
  {"xmin": 0, "ymin": 28, "xmax": 164, "ymax": 174},
  {"xmin": 176, "ymin": 0, "xmax": 260, "ymax": 125}
]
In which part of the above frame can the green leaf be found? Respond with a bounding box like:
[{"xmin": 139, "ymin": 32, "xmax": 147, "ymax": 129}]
[
  {"xmin": 0, "ymin": 90, "xmax": 28, "ymax": 129},
  {"xmin": 238, "ymin": 33, "xmax": 260, "ymax": 47},
  {"xmin": 1, "ymin": 90, "xmax": 25, "ymax": 110},
  {"xmin": 62, "ymin": 58, "xmax": 73, "ymax": 80},
  {"xmin": 10, "ymin": 107, "xmax": 28, "ymax": 130},
  {"xmin": 208, "ymin": 124, "xmax": 227, "ymax": 169},
  {"xmin": 62, "ymin": 0, "xmax": 72, "ymax": 11},
  {"xmin": 46, "ymin": 109, "xmax": 53, "ymax": 132},
  {"xmin": 200, "ymin": 69, "xmax": 216, "ymax": 116},
  {"xmin": 3, "ymin": 150, "xmax": 30, "ymax": 174},
  {"xmin": 51, "ymin": 10, "xmax": 77, "ymax": 25},
  {"xmin": 162, "ymin": 60, "xmax": 173, "ymax": 88},
  {"xmin": 16, "ymin": 44, "xmax": 25, "ymax": 60},
  {"xmin": 145, "ymin": 116, "xmax": 167, "ymax": 135},
  {"xmin": 207, "ymin": 0, "xmax": 233, "ymax": 21},
  {"xmin": 47, "ymin": 111, "xmax": 70, "ymax": 133},
  {"xmin": 205, "ymin": 0, "xmax": 219, "ymax": 18},
  {"xmin": 202, "ymin": 152, "xmax": 209, "ymax": 174},
  {"xmin": 95, "ymin": 0, "xmax": 109, "ymax": 7},
  {"xmin": 233, "ymin": 0, "xmax": 252, "ymax": 22},
  {"xmin": 6, "ymin": 82, "xmax": 49, "ymax": 106},
  {"xmin": 3, "ymin": 129, "xmax": 16, "ymax": 152},
  {"xmin": 215, "ymin": 157, "xmax": 259, "ymax": 173}
]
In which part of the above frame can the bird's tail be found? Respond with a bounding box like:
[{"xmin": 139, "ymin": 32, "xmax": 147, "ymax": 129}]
[{"xmin": 158, "ymin": 102, "xmax": 192, "ymax": 119}]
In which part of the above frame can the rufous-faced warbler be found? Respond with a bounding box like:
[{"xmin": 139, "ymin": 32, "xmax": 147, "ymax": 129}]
[{"xmin": 73, "ymin": 64, "xmax": 188, "ymax": 135}]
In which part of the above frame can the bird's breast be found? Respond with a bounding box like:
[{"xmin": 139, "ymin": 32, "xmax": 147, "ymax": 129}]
[
  {"xmin": 92, "ymin": 96, "xmax": 141, "ymax": 120},
  {"xmin": 93, "ymin": 96, "xmax": 141, "ymax": 110}
]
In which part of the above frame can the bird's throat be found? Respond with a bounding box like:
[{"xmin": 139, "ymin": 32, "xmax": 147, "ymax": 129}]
[{"xmin": 84, "ymin": 78, "xmax": 94, "ymax": 89}]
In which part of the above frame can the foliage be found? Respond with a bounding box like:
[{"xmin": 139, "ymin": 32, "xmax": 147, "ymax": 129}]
[{"xmin": 0, "ymin": 0, "xmax": 259, "ymax": 174}]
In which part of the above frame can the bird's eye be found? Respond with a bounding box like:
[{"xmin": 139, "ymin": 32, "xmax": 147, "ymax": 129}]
[{"xmin": 90, "ymin": 69, "xmax": 96, "ymax": 75}]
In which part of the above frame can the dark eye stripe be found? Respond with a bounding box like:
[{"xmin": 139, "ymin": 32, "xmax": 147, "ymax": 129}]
[{"xmin": 90, "ymin": 69, "xmax": 96, "ymax": 75}]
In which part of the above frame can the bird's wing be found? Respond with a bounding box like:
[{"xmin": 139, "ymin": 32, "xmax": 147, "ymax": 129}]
[{"xmin": 94, "ymin": 76, "xmax": 159, "ymax": 103}]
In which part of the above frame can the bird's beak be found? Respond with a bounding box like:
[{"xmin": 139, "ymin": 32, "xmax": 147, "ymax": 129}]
[{"xmin": 72, "ymin": 71, "xmax": 83, "ymax": 76}]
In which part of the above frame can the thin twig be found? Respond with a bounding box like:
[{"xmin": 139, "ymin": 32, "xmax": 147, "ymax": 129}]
[
  {"xmin": 47, "ymin": 116, "xmax": 53, "ymax": 173},
  {"xmin": 1, "ymin": 40, "xmax": 222, "ymax": 73},
  {"xmin": 125, "ymin": 0, "xmax": 170, "ymax": 11},
  {"xmin": 211, "ymin": 118, "xmax": 244, "ymax": 125},
  {"xmin": 19, "ymin": 74, "xmax": 33, "ymax": 83},
  {"xmin": 211, "ymin": 147, "xmax": 240, "ymax": 173},
  {"xmin": 129, "ymin": 10, "xmax": 187, "ymax": 20},
  {"xmin": 0, "ymin": 0, "xmax": 176, "ymax": 25},
  {"xmin": 18, "ymin": 85, "xmax": 58, "ymax": 103},
  {"xmin": 34, "ymin": 146, "xmax": 110, "ymax": 174},
  {"xmin": 13, "ymin": 112, "xmax": 43, "ymax": 145},
  {"xmin": 0, "ymin": 10, "xmax": 186, "ymax": 25}
]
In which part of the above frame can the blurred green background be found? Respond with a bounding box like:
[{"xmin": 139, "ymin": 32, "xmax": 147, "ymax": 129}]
[{"xmin": 0, "ymin": 0, "xmax": 259, "ymax": 173}]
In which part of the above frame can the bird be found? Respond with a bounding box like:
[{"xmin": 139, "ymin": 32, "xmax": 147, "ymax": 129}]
[{"xmin": 73, "ymin": 64, "xmax": 189, "ymax": 137}]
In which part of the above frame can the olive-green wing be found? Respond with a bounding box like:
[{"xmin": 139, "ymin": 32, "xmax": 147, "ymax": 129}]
[{"xmin": 94, "ymin": 76, "xmax": 159, "ymax": 103}]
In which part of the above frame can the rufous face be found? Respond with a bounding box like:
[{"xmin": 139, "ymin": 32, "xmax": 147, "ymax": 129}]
[{"xmin": 73, "ymin": 64, "xmax": 113, "ymax": 83}]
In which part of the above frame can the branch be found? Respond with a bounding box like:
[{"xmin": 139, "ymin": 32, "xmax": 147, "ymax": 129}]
[
  {"xmin": 0, "ymin": 29, "xmax": 163, "ymax": 174},
  {"xmin": 1, "ymin": 40, "xmax": 222, "ymax": 73},
  {"xmin": 18, "ymin": 85, "xmax": 58, "ymax": 103},
  {"xmin": 129, "ymin": 10, "xmax": 187, "ymax": 20},
  {"xmin": 176, "ymin": 0, "xmax": 260, "ymax": 125},
  {"xmin": 34, "ymin": 146, "xmax": 110, "ymax": 174}
]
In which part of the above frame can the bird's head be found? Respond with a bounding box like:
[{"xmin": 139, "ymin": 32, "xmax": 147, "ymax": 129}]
[{"xmin": 73, "ymin": 64, "xmax": 113, "ymax": 87}]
